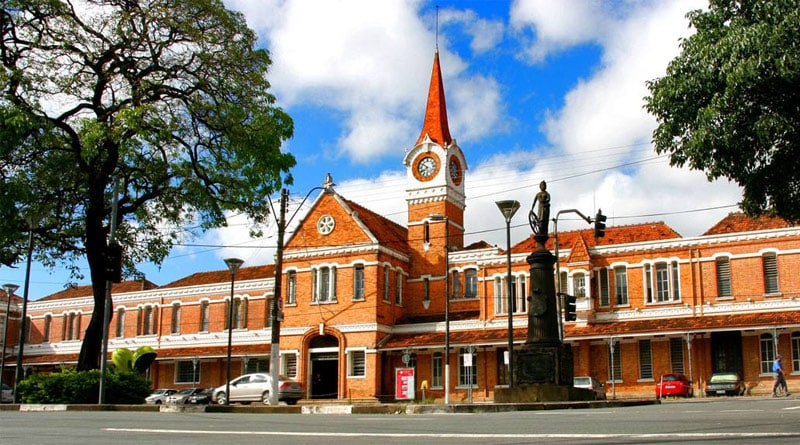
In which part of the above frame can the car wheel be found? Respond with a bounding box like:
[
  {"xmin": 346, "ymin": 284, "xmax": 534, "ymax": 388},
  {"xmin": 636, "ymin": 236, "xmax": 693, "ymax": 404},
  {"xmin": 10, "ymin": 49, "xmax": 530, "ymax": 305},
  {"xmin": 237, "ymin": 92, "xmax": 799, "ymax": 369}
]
[
  {"xmin": 215, "ymin": 392, "xmax": 227, "ymax": 405},
  {"xmin": 286, "ymin": 399, "xmax": 298, "ymax": 406},
  {"xmin": 155, "ymin": 400, "xmax": 162, "ymax": 405},
  {"xmin": 261, "ymin": 391, "xmax": 271, "ymax": 405}
]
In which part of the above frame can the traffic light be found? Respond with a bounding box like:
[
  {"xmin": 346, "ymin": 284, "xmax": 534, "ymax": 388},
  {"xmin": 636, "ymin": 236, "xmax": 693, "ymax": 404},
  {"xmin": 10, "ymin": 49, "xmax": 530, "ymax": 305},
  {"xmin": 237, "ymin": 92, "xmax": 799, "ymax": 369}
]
[
  {"xmin": 594, "ymin": 209, "xmax": 607, "ymax": 238},
  {"xmin": 563, "ymin": 294, "xmax": 577, "ymax": 321},
  {"xmin": 106, "ymin": 242, "xmax": 123, "ymax": 283}
]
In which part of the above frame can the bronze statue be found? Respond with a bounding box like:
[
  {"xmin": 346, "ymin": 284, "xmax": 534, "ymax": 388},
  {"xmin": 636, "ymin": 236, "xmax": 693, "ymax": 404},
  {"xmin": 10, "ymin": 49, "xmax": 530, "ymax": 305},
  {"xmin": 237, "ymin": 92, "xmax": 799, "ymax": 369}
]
[{"xmin": 529, "ymin": 180, "xmax": 550, "ymax": 237}]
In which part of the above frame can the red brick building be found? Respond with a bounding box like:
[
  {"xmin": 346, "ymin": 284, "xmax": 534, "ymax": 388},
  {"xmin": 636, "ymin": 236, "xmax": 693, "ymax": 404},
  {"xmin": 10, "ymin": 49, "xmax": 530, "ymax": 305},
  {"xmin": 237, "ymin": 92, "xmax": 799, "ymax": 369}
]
[{"xmin": 3, "ymin": 53, "xmax": 799, "ymax": 401}]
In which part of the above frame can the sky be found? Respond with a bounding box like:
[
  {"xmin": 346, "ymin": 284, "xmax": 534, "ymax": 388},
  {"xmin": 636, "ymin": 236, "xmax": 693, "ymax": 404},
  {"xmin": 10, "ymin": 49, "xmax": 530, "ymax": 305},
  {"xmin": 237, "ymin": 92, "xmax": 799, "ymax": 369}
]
[{"xmin": 1, "ymin": 0, "xmax": 744, "ymax": 300}]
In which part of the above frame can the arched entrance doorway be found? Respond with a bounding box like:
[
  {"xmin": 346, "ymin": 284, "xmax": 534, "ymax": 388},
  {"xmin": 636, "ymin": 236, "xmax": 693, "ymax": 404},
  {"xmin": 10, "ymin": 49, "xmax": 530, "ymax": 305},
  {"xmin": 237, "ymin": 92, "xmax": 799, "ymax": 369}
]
[{"xmin": 309, "ymin": 335, "xmax": 339, "ymax": 399}]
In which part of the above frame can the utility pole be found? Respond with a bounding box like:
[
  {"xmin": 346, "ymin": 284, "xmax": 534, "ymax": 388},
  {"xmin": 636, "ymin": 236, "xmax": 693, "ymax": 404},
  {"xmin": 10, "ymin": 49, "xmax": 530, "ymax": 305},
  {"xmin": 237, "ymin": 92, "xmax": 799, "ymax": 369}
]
[{"xmin": 268, "ymin": 189, "xmax": 288, "ymax": 405}]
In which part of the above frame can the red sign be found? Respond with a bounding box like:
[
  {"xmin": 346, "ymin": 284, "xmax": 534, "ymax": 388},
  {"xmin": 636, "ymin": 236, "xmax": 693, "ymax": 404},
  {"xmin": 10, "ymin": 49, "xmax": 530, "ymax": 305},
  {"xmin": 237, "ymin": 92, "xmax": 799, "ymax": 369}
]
[{"xmin": 395, "ymin": 367, "xmax": 415, "ymax": 400}]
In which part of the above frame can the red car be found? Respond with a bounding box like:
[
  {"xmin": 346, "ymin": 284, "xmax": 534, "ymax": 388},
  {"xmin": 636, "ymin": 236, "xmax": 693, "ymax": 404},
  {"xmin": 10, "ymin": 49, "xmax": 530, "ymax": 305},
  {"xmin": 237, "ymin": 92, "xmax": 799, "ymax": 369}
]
[{"xmin": 655, "ymin": 372, "xmax": 693, "ymax": 398}]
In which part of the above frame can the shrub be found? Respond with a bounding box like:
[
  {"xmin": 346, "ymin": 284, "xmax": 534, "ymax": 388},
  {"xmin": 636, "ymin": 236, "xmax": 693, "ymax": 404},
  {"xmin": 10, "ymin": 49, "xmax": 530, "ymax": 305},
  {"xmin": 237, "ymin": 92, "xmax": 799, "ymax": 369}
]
[{"xmin": 15, "ymin": 368, "xmax": 151, "ymax": 404}]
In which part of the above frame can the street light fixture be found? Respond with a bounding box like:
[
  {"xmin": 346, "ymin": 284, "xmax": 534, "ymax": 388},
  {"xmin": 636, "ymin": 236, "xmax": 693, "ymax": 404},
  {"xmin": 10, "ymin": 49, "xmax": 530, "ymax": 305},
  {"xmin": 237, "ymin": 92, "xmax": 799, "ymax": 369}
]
[
  {"xmin": 223, "ymin": 257, "xmax": 244, "ymax": 405},
  {"xmin": 429, "ymin": 213, "xmax": 450, "ymax": 405},
  {"xmin": 495, "ymin": 199, "xmax": 520, "ymax": 387},
  {"xmin": 1, "ymin": 283, "xmax": 20, "ymax": 390}
]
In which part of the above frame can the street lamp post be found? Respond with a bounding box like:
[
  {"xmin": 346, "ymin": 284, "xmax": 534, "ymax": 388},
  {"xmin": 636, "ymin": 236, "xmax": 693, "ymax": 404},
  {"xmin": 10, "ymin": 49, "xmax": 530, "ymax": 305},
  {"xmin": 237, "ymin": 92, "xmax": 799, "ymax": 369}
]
[
  {"xmin": 495, "ymin": 200, "xmax": 520, "ymax": 387},
  {"xmin": 2, "ymin": 283, "xmax": 20, "ymax": 389},
  {"xmin": 429, "ymin": 213, "xmax": 450, "ymax": 404},
  {"xmin": 223, "ymin": 257, "xmax": 244, "ymax": 405}
]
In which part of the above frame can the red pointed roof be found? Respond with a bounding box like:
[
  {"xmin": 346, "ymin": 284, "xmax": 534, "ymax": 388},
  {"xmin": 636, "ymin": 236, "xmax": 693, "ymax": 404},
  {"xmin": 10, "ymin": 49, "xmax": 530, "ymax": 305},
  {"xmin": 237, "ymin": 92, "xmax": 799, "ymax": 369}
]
[
  {"xmin": 36, "ymin": 279, "xmax": 160, "ymax": 301},
  {"xmin": 703, "ymin": 212, "xmax": 793, "ymax": 235},
  {"xmin": 415, "ymin": 51, "xmax": 452, "ymax": 147},
  {"xmin": 342, "ymin": 198, "xmax": 410, "ymax": 255}
]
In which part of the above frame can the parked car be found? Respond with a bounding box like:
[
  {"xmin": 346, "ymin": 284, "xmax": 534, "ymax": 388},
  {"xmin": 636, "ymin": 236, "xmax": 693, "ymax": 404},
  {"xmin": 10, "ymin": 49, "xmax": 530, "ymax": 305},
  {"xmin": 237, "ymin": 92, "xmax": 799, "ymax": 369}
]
[
  {"xmin": 166, "ymin": 388, "xmax": 205, "ymax": 404},
  {"xmin": 1, "ymin": 383, "xmax": 13, "ymax": 403},
  {"xmin": 185, "ymin": 387, "xmax": 215, "ymax": 405},
  {"xmin": 655, "ymin": 372, "xmax": 693, "ymax": 398},
  {"xmin": 705, "ymin": 372, "xmax": 745, "ymax": 396},
  {"xmin": 212, "ymin": 373, "xmax": 304, "ymax": 405},
  {"xmin": 145, "ymin": 388, "xmax": 177, "ymax": 405},
  {"xmin": 573, "ymin": 376, "xmax": 606, "ymax": 400}
]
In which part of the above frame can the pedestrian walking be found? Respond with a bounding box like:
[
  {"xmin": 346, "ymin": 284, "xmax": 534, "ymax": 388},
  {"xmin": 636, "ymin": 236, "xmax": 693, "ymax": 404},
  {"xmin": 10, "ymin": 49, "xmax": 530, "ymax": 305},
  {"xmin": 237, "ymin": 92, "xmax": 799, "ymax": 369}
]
[{"xmin": 772, "ymin": 354, "xmax": 790, "ymax": 397}]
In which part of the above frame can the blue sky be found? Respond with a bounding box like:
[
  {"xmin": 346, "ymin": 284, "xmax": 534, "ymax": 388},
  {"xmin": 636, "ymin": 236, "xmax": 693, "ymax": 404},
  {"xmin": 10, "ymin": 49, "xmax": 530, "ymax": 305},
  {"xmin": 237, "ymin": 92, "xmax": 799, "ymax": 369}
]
[{"xmin": 2, "ymin": 0, "xmax": 743, "ymax": 299}]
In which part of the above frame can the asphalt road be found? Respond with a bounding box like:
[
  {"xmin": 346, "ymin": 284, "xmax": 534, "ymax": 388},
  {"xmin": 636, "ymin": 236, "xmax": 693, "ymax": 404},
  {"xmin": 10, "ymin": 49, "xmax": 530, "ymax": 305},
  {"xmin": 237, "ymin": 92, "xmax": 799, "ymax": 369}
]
[{"xmin": 2, "ymin": 397, "xmax": 799, "ymax": 445}]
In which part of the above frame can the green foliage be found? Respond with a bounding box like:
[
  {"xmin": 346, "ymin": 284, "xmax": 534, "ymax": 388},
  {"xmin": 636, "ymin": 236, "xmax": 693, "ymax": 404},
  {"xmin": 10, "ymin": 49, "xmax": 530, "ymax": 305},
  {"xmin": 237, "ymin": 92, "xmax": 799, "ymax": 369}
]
[
  {"xmin": 111, "ymin": 346, "xmax": 157, "ymax": 373},
  {"xmin": 2, "ymin": 0, "xmax": 295, "ymax": 370},
  {"xmin": 645, "ymin": 0, "xmax": 800, "ymax": 222},
  {"xmin": 15, "ymin": 369, "xmax": 152, "ymax": 404}
]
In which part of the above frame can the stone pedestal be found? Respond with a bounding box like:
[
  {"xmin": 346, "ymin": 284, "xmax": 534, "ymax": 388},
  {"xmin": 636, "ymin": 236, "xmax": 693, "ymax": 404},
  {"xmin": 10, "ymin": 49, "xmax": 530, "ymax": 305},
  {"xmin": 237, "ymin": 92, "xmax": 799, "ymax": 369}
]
[{"xmin": 515, "ymin": 342, "xmax": 573, "ymax": 386}]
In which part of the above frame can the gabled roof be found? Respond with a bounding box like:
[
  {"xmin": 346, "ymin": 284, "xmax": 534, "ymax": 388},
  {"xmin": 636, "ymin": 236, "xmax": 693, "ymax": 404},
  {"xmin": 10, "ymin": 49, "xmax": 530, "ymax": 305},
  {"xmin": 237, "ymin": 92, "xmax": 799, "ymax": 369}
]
[
  {"xmin": 414, "ymin": 51, "xmax": 452, "ymax": 147},
  {"xmin": 510, "ymin": 221, "xmax": 682, "ymax": 254},
  {"xmin": 703, "ymin": 212, "xmax": 793, "ymax": 235},
  {"xmin": 37, "ymin": 279, "xmax": 159, "ymax": 301},
  {"xmin": 160, "ymin": 265, "xmax": 274, "ymax": 289},
  {"xmin": 341, "ymin": 198, "xmax": 409, "ymax": 255},
  {"xmin": 565, "ymin": 233, "xmax": 591, "ymax": 264}
]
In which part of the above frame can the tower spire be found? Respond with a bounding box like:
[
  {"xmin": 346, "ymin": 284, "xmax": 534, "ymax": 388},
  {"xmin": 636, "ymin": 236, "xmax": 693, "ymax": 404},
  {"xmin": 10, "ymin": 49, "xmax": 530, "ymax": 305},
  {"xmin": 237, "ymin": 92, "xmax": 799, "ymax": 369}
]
[{"xmin": 415, "ymin": 51, "xmax": 452, "ymax": 147}]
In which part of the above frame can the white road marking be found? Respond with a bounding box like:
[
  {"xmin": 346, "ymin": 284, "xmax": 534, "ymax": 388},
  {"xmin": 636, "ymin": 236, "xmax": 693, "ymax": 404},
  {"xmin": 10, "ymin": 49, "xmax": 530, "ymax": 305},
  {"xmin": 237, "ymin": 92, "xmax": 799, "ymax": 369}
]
[{"xmin": 105, "ymin": 428, "xmax": 800, "ymax": 439}]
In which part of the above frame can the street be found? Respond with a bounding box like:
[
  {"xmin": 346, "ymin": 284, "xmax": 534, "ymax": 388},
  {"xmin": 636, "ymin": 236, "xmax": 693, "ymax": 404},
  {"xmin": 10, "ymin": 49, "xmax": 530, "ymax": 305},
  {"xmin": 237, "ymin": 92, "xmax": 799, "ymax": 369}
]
[{"xmin": 2, "ymin": 397, "xmax": 799, "ymax": 445}]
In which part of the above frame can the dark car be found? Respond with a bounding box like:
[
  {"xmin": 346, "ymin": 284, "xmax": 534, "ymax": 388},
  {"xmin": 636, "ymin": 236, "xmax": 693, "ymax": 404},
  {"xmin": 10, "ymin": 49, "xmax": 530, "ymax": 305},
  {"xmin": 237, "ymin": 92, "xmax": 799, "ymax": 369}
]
[
  {"xmin": 705, "ymin": 372, "xmax": 745, "ymax": 396},
  {"xmin": 655, "ymin": 372, "xmax": 693, "ymax": 398},
  {"xmin": 165, "ymin": 387, "xmax": 205, "ymax": 404},
  {"xmin": 186, "ymin": 387, "xmax": 215, "ymax": 405}
]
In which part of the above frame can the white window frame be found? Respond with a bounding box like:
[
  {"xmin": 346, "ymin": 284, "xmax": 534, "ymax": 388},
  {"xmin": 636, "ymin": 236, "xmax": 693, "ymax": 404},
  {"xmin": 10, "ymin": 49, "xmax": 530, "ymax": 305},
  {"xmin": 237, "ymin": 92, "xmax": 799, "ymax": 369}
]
[{"xmin": 347, "ymin": 348, "xmax": 367, "ymax": 378}]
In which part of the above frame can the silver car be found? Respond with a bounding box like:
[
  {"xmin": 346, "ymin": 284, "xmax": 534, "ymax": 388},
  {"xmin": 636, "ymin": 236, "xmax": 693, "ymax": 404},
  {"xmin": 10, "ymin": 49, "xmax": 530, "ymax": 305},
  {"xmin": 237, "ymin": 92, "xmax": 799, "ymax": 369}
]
[
  {"xmin": 145, "ymin": 388, "xmax": 177, "ymax": 405},
  {"xmin": 1, "ymin": 383, "xmax": 13, "ymax": 403},
  {"xmin": 212, "ymin": 373, "xmax": 303, "ymax": 405}
]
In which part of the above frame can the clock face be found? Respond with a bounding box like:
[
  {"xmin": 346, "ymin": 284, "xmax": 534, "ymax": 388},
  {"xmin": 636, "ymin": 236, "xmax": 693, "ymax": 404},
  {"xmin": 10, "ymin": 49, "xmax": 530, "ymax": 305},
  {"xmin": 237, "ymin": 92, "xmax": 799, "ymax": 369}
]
[
  {"xmin": 317, "ymin": 215, "xmax": 335, "ymax": 235},
  {"xmin": 449, "ymin": 156, "xmax": 462, "ymax": 185},
  {"xmin": 417, "ymin": 156, "xmax": 438, "ymax": 178}
]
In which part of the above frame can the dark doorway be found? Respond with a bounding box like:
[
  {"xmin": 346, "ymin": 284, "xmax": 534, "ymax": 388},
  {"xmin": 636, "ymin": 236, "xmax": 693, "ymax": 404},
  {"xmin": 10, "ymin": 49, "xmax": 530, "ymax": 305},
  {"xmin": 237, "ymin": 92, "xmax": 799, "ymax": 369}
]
[
  {"xmin": 711, "ymin": 331, "xmax": 743, "ymax": 375},
  {"xmin": 309, "ymin": 335, "xmax": 339, "ymax": 399},
  {"xmin": 310, "ymin": 353, "xmax": 338, "ymax": 399}
]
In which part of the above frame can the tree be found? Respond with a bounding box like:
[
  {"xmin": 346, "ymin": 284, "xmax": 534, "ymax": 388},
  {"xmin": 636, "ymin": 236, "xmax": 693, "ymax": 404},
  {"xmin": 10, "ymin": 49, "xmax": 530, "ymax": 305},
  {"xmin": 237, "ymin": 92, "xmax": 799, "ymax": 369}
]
[
  {"xmin": 645, "ymin": 0, "xmax": 800, "ymax": 222},
  {"xmin": 1, "ymin": 0, "xmax": 295, "ymax": 370}
]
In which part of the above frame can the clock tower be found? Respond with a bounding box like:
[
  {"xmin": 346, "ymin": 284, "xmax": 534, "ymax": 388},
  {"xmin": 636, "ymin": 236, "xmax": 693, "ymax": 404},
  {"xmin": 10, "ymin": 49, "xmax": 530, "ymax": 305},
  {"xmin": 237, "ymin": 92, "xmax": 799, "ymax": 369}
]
[{"xmin": 404, "ymin": 51, "xmax": 467, "ymax": 311}]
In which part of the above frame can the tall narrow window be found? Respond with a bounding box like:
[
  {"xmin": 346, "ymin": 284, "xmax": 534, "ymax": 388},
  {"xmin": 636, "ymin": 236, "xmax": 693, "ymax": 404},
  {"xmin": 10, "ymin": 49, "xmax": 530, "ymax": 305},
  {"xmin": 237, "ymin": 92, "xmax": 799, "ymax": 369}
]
[
  {"xmin": 424, "ymin": 221, "xmax": 431, "ymax": 245},
  {"xmin": 496, "ymin": 347, "xmax": 509, "ymax": 386},
  {"xmin": 516, "ymin": 275, "xmax": 527, "ymax": 313},
  {"xmin": 573, "ymin": 272, "xmax": 586, "ymax": 298},
  {"xmin": 43, "ymin": 315, "xmax": 51, "ymax": 342},
  {"xmin": 559, "ymin": 271, "xmax": 568, "ymax": 295},
  {"xmin": 24, "ymin": 316, "xmax": 31, "ymax": 343},
  {"xmin": 234, "ymin": 298, "xmax": 247, "ymax": 329},
  {"xmin": 465, "ymin": 269, "xmax": 478, "ymax": 299},
  {"xmin": 423, "ymin": 277, "xmax": 430, "ymax": 307},
  {"xmin": 614, "ymin": 267, "xmax": 628, "ymax": 305},
  {"xmin": 716, "ymin": 257, "xmax": 732, "ymax": 298},
  {"xmin": 395, "ymin": 270, "xmax": 403, "ymax": 305},
  {"xmin": 671, "ymin": 261, "xmax": 681, "ymax": 300},
  {"xmin": 170, "ymin": 303, "xmax": 181, "ymax": 334},
  {"xmin": 494, "ymin": 277, "xmax": 505, "ymax": 314},
  {"xmin": 354, "ymin": 265, "xmax": 365, "ymax": 301},
  {"xmin": 760, "ymin": 333, "xmax": 775, "ymax": 374},
  {"xmin": 670, "ymin": 337, "xmax": 685, "ymax": 373},
  {"xmin": 432, "ymin": 352, "xmax": 443, "ymax": 388},
  {"xmin": 140, "ymin": 305, "xmax": 156, "ymax": 335},
  {"xmin": 313, "ymin": 266, "xmax": 337, "ymax": 303},
  {"xmin": 792, "ymin": 332, "xmax": 800, "ymax": 374},
  {"xmin": 199, "ymin": 301, "xmax": 209, "ymax": 332},
  {"xmin": 451, "ymin": 270, "xmax": 460, "ymax": 299},
  {"xmin": 639, "ymin": 340, "xmax": 653, "ymax": 379},
  {"xmin": 115, "ymin": 308, "xmax": 125, "ymax": 338},
  {"xmin": 286, "ymin": 271, "xmax": 297, "ymax": 305},
  {"xmin": 644, "ymin": 264, "xmax": 653, "ymax": 303},
  {"xmin": 655, "ymin": 263, "xmax": 670, "ymax": 302},
  {"xmin": 383, "ymin": 267, "xmax": 391, "ymax": 302},
  {"xmin": 763, "ymin": 253, "xmax": 779, "ymax": 294},
  {"xmin": 598, "ymin": 268, "xmax": 610, "ymax": 307}
]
